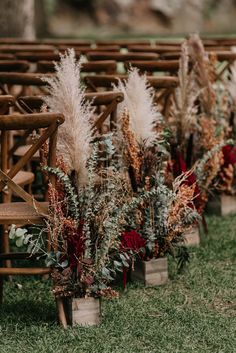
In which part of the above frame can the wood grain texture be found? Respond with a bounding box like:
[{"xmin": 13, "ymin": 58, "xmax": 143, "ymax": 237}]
[
  {"xmin": 132, "ymin": 257, "xmax": 168, "ymax": 286},
  {"xmin": 183, "ymin": 226, "xmax": 200, "ymax": 246},
  {"xmin": 220, "ymin": 194, "xmax": 236, "ymax": 216},
  {"xmin": 62, "ymin": 297, "xmax": 102, "ymax": 327}
]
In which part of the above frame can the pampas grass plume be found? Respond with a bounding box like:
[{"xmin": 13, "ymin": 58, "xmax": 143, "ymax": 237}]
[
  {"xmin": 41, "ymin": 49, "xmax": 94, "ymax": 186},
  {"xmin": 114, "ymin": 67, "xmax": 162, "ymax": 146}
]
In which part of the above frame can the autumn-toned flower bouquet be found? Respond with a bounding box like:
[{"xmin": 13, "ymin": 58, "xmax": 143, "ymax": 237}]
[{"xmin": 112, "ymin": 68, "xmax": 200, "ymax": 281}]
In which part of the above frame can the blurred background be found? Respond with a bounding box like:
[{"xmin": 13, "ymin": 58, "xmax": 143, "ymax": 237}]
[{"xmin": 1, "ymin": 0, "xmax": 236, "ymax": 39}]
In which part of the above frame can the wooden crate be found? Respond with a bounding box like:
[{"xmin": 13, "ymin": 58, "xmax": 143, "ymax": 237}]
[
  {"xmin": 206, "ymin": 194, "xmax": 236, "ymax": 216},
  {"xmin": 183, "ymin": 226, "xmax": 200, "ymax": 246},
  {"xmin": 131, "ymin": 257, "xmax": 168, "ymax": 286},
  {"xmin": 63, "ymin": 297, "xmax": 101, "ymax": 327}
]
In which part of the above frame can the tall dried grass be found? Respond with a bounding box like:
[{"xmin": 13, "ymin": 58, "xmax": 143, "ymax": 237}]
[{"xmin": 42, "ymin": 49, "xmax": 94, "ymax": 186}]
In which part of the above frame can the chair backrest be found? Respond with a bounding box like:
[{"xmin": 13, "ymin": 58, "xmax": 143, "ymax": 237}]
[
  {"xmin": 87, "ymin": 52, "xmax": 159, "ymax": 62},
  {"xmin": 124, "ymin": 60, "xmax": 179, "ymax": 75},
  {"xmin": 83, "ymin": 74, "xmax": 178, "ymax": 118},
  {"xmin": 18, "ymin": 91, "xmax": 124, "ymax": 132},
  {"xmin": 0, "ymin": 45, "xmax": 55, "ymax": 53},
  {"xmin": 127, "ymin": 45, "xmax": 181, "ymax": 54},
  {"xmin": 0, "ymin": 60, "xmax": 29, "ymax": 72},
  {"xmin": 95, "ymin": 40, "xmax": 151, "ymax": 48},
  {"xmin": 0, "ymin": 112, "xmax": 64, "ymax": 213},
  {"xmin": 0, "ymin": 72, "xmax": 52, "ymax": 99},
  {"xmin": 84, "ymin": 74, "xmax": 178, "ymax": 90},
  {"xmin": 58, "ymin": 45, "xmax": 120, "ymax": 54},
  {"xmin": 37, "ymin": 60, "xmax": 117, "ymax": 74},
  {"xmin": 16, "ymin": 52, "xmax": 81, "ymax": 62}
]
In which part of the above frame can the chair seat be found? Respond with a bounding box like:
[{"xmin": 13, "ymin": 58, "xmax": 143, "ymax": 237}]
[
  {"xmin": 0, "ymin": 202, "xmax": 48, "ymax": 224},
  {"xmin": 0, "ymin": 267, "xmax": 51, "ymax": 275},
  {"xmin": 12, "ymin": 170, "xmax": 35, "ymax": 186},
  {"xmin": 14, "ymin": 145, "xmax": 40, "ymax": 161}
]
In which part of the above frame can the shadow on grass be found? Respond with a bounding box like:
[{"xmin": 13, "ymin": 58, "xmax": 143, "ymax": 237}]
[{"xmin": 0, "ymin": 299, "xmax": 56, "ymax": 325}]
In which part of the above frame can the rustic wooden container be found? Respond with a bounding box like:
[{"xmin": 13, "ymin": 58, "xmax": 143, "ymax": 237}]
[
  {"xmin": 183, "ymin": 226, "xmax": 200, "ymax": 246},
  {"xmin": 131, "ymin": 257, "xmax": 168, "ymax": 286},
  {"xmin": 62, "ymin": 297, "xmax": 101, "ymax": 327},
  {"xmin": 206, "ymin": 194, "xmax": 236, "ymax": 216}
]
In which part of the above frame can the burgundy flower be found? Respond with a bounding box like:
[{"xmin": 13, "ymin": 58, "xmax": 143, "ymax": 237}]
[
  {"xmin": 67, "ymin": 220, "xmax": 85, "ymax": 270},
  {"xmin": 121, "ymin": 230, "xmax": 146, "ymax": 256},
  {"xmin": 222, "ymin": 145, "xmax": 236, "ymax": 168}
]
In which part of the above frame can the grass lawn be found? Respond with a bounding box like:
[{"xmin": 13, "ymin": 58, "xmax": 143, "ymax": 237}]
[{"xmin": 0, "ymin": 215, "xmax": 235, "ymax": 353}]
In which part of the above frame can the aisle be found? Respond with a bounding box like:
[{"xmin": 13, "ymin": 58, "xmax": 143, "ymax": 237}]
[{"xmin": 0, "ymin": 215, "xmax": 235, "ymax": 353}]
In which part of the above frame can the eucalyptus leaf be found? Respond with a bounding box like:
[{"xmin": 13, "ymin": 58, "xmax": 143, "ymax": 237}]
[{"xmin": 15, "ymin": 237, "xmax": 24, "ymax": 247}]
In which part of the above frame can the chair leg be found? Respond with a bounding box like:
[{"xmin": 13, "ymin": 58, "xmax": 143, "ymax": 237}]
[
  {"xmin": 0, "ymin": 277, "xmax": 3, "ymax": 305},
  {"xmin": 0, "ymin": 227, "xmax": 3, "ymax": 304},
  {"xmin": 2, "ymin": 225, "xmax": 11, "ymax": 269}
]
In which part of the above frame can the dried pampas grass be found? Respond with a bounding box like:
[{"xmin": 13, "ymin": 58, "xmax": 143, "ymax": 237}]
[
  {"xmin": 188, "ymin": 33, "xmax": 215, "ymax": 115},
  {"xmin": 41, "ymin": 49, "xmax": 94, "ymax": 186},
  {"xmin": 227, "ymin": 46, "xmax": 236, "ymax": 104},
  {"xmin": 171, "ymin": 40, "xmax": 199, "ymax": 146},
  {"xmin": 114, "ymin": 67, "xmax": 162, "ymax": 147}
]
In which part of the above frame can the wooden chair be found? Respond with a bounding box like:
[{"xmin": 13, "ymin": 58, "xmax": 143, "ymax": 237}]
[
  {"xmin": 0, "ymin": 60, "xmax": 29, "ymax": 72},
  {"xmin": 0, "ymin": 111, "xmax": 64, "ymax": 305},
  {"xmin": 95, "ymin": 40, "xmax": 151, "ymax": 48},
  {"xmin": 83, "ymin": 74, "xmax": 178, "ymax": 118},
  {"xmin": 18, "ymin": 91, "xmax": 124, "ymax": 132},
  {"xmin": 0, "ymin": 54, "xmax": 15, "ymax": 60},
  {"xmin": 43, "ymin": 39, "xmax": 92, "ymax": 47},
  {"xmin": 87, "ymin": 52, "xmax": 159, "ymax": 62},
  {"xmin": 127, "ymin": 45, "xmax": 181, "ymax": 54},
  {"xmin": 58, "ymin": 45, "xmax": 120, "ymax": 54},
  {"xmin": 0, "ymin": 95, "xmax": 35, "ymax": 194},
  {"xmin": 0, "ymin": 94, "xmax": 35, "ymax": 187},
  {"xmin": 37, "ymin": 60, "xmax": 117, "ymax": 75},
  {"xmin": 0, "ymin": 72, "xmax": 52, "ymax": 98},
  {"xmin": 0, "ymin": 45, "xmax": 56, "ymax": 54},
  {"xmin": 124, "ymin": 60, "xmax": 179, "ymax": 75},
  {"xmin": 15, "ymin": 52, "xmax": 81, "ymax": 63}
]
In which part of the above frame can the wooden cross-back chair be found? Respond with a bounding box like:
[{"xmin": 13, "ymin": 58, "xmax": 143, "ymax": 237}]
[
  {"xmin": 0, "ymin": 95, "xmax": 35, "ymax": 199},
  {"xmin": 0, "ymin": 111, "xmax": 64, "ymax": 304},
  {"xmin": 124, "ymin": 60, "xmax": 179, "ymax": 75},
  {"xmin": 0, "ymin": 72, "xmax": 52, "ymax": 98},
  {"xmin": 0, "ymin": 60, "xmax": 30, "ymax": 73},
  {"xmin": 155, "ymin": 39, "xmax": 183, "ymax": 46},
  {"xmin": 18, "ymin": 90, "xmax": 124, "ymax": 132},
  {"xmin": 36, "ymin": 60, "xmax": 117, "ymax": 75},
  {"xmin": 0, "ymin": 54, "xmax": 15, "ymax": 60},
  {"xmin": 127, "ymin": 45, "xmax": 181, "ymax": 54},
  {"xmin": 0, "ymin": 45, "xmax": 56, "ymax": 54},
  {"xmin": 43, "ymin": 39, "xmax": 92, "ymax": 47},
  {"xmin": 15, "ymin": 52, "xmax": 79, "ymax": 62},
  {"xmin": 95, "ymin": 40, "xmax": 151, "ymax": 48},
  {"xmin": 84, "ymin": 74, "xmax": 179, "ymax": 118},
  {"xmin": 58, "ymin": 45, "xmax": 121, "ymax": 54},
  {"xmin": 86, "ymin": 52, "xmax": 159, "ymax": 62}
]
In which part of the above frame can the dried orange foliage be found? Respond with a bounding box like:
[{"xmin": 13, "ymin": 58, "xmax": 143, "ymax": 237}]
[
  {"xmin": 121, "ymin": 109, "xmax": 142, "ymax": 183},
  {"xmin": 199, "ymin": 117, "xmax": 224, "ymax": 191},
  {"xmin": 167, "ymin": 178, "xmax": 196, "ymax": 243},
  {"xmin": 219, "ymin": 164, "xmax": 235, "ymax": 193}
]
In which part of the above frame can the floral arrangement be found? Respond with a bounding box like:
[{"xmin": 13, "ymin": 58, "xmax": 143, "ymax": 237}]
[
  {"xmin": 113, "ymin": 69, "xmax": 200, "ymax": 270},
  {"xmin": 12, "ymin": 45, "xmax": 232, "ymax": 301},
  {"xmin": 167, "ymin": 35, "xmax": 236, "ymax": 213}
]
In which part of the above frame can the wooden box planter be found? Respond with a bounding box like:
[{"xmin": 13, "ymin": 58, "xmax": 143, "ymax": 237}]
[
  {"xmin": 183, "ymin": 226, "xmax": 200, "ymax": 246},
  {"xmin": 131, "ymin": 257, "xmax": 168, "ymax": 286},
  {"xmin": 206, "ymin": 193, "xmax": 236, "ymax": 216},
  {"xmin": 59, "ymin": 297, "xmax": 101, "ymax": 327}
]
